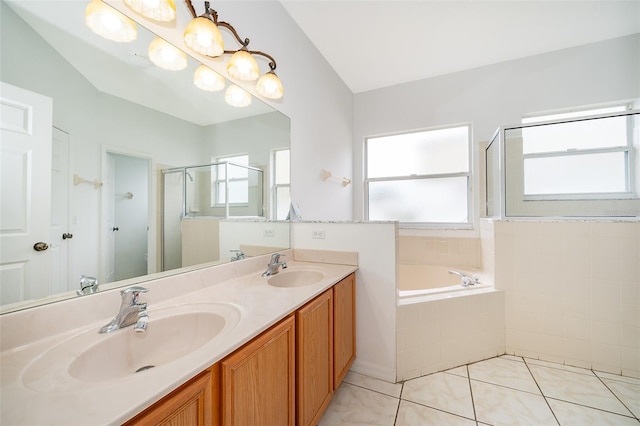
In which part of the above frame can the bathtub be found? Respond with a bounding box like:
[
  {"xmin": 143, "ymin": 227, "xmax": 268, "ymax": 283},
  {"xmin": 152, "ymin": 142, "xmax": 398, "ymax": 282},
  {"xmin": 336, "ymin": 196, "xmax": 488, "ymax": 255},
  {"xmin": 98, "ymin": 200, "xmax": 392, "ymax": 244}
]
[
  {"xmin": 396, "ymin": 264, "xmax": 504, "ymax": 381},
  {"xmin": 397, "ymin": 264, "xmax": 493, "ymax": 304}
]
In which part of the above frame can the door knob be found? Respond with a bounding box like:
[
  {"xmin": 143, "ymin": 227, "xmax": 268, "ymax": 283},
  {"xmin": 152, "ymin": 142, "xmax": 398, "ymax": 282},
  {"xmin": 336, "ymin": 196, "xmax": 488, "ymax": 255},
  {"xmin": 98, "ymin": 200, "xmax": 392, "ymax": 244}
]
[
  {"xmin": 62, "ymin": 233, "xmax": 73, "ymax": 240},
  {"xmin": 33, "ymin": 242, "xmax": 49, "ymax": 252},
  {"xmin": 112, "ymin": 227, "xmax": 119, "ymax": 231}
]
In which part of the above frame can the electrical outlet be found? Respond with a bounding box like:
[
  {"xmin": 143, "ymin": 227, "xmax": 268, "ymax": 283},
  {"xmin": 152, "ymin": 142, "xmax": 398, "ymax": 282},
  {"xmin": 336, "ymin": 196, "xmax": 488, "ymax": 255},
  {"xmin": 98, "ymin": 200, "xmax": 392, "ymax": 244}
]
[
  {"xmin": 263, "ymin": 228, "xmax": 275, "ymax": 237},
  {"xmin": 312, "ymin": 229, "xmax": 326, "ymax": 239}
]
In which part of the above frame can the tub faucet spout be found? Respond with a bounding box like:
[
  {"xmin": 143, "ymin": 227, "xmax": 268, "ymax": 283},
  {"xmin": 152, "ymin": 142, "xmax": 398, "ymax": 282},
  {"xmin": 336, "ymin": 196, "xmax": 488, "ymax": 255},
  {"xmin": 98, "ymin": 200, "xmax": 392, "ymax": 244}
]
[{"xmin": 448, "ymin": 270, "xmax": 479, "ymax": 287}]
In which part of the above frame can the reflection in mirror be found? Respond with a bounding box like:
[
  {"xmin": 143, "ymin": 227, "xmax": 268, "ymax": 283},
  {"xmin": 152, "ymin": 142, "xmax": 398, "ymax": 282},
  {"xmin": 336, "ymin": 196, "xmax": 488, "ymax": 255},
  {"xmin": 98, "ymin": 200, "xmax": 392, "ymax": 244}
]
[{"xmin": 0, "ymin": 0, "xmax": 290, "ymax": 313}]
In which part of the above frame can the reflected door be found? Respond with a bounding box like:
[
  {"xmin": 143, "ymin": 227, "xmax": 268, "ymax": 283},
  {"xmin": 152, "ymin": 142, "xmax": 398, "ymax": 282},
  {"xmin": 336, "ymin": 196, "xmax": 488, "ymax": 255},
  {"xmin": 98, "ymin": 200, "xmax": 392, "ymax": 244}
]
[{"xmin": 0, "ymin": 82, "xmax": 53, "ymax": 305}]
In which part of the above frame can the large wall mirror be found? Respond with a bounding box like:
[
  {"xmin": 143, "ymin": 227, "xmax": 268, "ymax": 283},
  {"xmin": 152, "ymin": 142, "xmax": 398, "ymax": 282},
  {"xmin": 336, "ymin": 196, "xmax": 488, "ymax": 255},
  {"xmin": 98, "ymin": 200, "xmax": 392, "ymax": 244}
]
[{"xmin": 0, "ymin": 0, "xmax": 291, "ymax": 313}]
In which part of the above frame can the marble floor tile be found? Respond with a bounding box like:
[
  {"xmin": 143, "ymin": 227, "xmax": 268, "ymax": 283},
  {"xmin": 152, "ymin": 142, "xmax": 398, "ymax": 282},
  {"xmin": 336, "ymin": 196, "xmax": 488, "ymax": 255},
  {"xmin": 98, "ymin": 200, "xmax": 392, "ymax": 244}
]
[
  {"xmin": 601, "ymin": 378, "xmax": 640, "ymax": 418},
  {"xmin": 318, "ymin": 383, "xmax": 399, "ymax": 426},
  {"xmin": 471, "ymin": 380, "xmax": 558, "ymax": 426},
  {"xmin": 525, "ymin": 358, "xmax": 597, "ymax": 376},
  {"xmin": 469, "ymin": 356, "xmax": 541, "ymax": 394},
  {"xmin": 528, "ymin": 364, "xmax": 634, "ymax": 416},
  {"xmin": 343, "ymin": 371, "xmax": 403, "ymax": 398},
  {"xmin": 444, "ymin": 365, "xmax": 468, "ymax": 378},
  {"xmin": 500, "ymin": 354, "xmax": 524, "ymax": 363},
  {"xmin": 395, "ymin": 400, "xmax": 476, "ymax": 426},
  {"xmin": 401, "ymin": 372, "xmax": 475, "ymax": 420},
  {"xmin": 595, "ymin": 370, "xmax": 640, "ymax": 386},
  {"xmin": 547, "ymin": 398, "xmax": 639, "ymax": 426}
]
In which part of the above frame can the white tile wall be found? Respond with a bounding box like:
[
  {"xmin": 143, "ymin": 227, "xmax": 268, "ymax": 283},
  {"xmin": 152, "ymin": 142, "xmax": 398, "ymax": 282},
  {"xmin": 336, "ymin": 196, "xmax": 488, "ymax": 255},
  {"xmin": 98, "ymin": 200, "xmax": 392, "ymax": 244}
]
[
  {"xmin": 397, "ymin": 290, "xmax": 506, "ymax": 381},
  {"xmin": 495, "ymin": 221, "xmax": 640, "ymax": 378},
  {"xmin": 399, "ymin": 236, "xmax": 482, "ymax": 269}
]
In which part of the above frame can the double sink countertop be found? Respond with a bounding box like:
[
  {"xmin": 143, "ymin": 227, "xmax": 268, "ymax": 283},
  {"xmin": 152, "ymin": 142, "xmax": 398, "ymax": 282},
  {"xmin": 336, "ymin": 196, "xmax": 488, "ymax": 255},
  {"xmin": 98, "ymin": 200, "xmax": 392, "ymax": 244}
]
[{"xmin": 0, "ymin": 249, "xmax": 357, "ymax": 425}]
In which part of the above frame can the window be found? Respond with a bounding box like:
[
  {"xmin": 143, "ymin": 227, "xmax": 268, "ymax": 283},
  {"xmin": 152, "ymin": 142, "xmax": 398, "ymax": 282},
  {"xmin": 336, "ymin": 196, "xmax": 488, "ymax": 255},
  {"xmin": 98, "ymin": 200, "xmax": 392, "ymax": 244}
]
[
  {"xmin": 273, "ymin": 149, "xmax": 290, "ymax": 220},
  {"xmin": 520, "ymin": 105, "xmax": 632, "ymax": 198},
  {"xmin": 365, "ymin": 125, "xmax": 471, "ymax": 226},
  {"xmin": 212, "ymin": 154, "xmax": 249, "ymax": 206}
]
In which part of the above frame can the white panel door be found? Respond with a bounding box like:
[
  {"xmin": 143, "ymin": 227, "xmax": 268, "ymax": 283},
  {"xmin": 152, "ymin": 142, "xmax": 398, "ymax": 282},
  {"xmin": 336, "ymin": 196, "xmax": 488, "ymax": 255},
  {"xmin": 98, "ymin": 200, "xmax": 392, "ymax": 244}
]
[{"xmin": 0, "ymin": 82, "xmax": 53, "ymax": 305}]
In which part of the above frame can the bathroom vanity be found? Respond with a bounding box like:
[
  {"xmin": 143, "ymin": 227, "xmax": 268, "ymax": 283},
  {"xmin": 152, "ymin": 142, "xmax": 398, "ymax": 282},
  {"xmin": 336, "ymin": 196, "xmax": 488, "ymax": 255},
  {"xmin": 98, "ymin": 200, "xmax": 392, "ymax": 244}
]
[{"xmin": 0, "ymin": 250, "xmax": 357, "ymax": 425}]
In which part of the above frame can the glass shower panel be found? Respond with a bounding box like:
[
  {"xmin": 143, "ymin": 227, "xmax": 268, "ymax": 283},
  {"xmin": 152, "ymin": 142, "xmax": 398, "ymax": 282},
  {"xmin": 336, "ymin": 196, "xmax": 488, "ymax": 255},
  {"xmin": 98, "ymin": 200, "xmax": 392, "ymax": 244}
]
[{"xmin": 162, "ymin": 170, "xmax": 184, "ymax": 271}]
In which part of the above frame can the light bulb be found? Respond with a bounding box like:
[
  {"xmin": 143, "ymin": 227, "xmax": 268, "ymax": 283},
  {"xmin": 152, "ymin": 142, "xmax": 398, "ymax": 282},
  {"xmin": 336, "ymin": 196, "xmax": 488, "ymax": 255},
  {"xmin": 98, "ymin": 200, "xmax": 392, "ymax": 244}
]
[
  {"xmin": 194, "ymin": 65, "xmax": 225, "ymax": 92},
  {"xmin": 85, "ymin": 0, "xmax": 137, "ymax": 42},
  {"xmin": 225, "ymin": 85, "xmax": 252, "ymax": 107},
  {"xmin": 256, "ymin": 72, "xmax": 284, "ymax": 100},
  {"xmin": 227, "ymin": 50, "xmax": 259, "ymax": 81},
  {"xmin": 184, "ymin": 17, "xmax": 224, "ymax": 57},
  {"xmin": 148, "ymin": 37, "xmax": 187, "ymax": 71},
  {"xmin": 124, "ymin": 0, "xmax": 176, "ymax": 22}
]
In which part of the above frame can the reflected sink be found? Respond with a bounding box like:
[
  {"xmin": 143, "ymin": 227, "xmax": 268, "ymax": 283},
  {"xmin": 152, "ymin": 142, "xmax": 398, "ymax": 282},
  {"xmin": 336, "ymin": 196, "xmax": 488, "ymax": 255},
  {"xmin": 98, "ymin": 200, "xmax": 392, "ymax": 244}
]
[
  {"xmin": 22, "ymin": 303, "xmax": 241, "ymax": 392},
  {"xmin": 267, "ymin": 267, "xmax": 329, "ymax": 288}
]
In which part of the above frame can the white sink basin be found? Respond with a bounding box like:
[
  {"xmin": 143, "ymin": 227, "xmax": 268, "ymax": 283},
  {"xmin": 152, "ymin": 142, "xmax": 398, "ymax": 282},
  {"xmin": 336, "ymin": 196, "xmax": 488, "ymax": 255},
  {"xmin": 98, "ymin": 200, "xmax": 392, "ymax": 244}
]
[
  {"xmin": 267, "ymin": 266, "xmax": 329, "ymax": 288},
  {"xmin": 21, "ymin": 303, "xmax": 241, "ymax": 392}
]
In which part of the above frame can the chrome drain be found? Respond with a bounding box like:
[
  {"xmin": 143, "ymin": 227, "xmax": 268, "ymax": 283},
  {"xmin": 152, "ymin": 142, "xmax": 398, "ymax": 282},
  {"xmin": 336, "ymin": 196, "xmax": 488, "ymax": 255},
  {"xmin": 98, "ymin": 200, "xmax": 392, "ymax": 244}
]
[{"xmin": 135, "ymin": 365, "xmax": 155, "ymax": 373}]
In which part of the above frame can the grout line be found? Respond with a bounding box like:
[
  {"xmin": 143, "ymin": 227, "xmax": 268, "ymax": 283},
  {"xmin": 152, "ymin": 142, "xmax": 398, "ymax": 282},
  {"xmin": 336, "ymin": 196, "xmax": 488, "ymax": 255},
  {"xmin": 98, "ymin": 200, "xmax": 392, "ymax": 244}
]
[
  {"xmin": 545, "ymin": 396, "xmax": 639, "ymax": 420},
  {"xmin": 592, "ymin": 370, "xmax": 639, "ymax": 420},
  {"xmin": 523, "ymin": 358, "xmax": 561, "ymax": 426},
  {"xmin": 467, "ymin": 364, "xmax": 478, "ymax": 422},
  {"xmin": 399, "ymin": 397, "xmax": 477, "ymax": 423},
  {"xmin": 392, "ymin": 382, "xmax": 404, "ymax": 425},
  {"xmin": 341, "ymin": 381, "xmax": 402, "ymax": 400}
]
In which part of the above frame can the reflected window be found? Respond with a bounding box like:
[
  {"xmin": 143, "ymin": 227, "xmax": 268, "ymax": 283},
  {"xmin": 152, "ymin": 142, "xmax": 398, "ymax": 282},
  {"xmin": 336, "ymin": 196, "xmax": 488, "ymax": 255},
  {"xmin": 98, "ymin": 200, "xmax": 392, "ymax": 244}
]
[
  {"xmin": 212, "ymin": 154, "xmax": 249, "ymax": 206},
  {"xmin": 273, "ymin": 149, "xmax": 290, "ymax": 220},
  {"xmin": 365, "ymin": 125, "xmax": 471, "ymax": 226}
]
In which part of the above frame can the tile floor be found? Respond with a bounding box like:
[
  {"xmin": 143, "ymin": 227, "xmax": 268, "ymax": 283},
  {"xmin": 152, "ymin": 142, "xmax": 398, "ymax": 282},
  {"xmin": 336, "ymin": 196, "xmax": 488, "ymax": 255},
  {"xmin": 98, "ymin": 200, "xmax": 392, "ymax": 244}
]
[{"xmin": 319, "ymin": 355, "xmax": 640, "ymax": 425}]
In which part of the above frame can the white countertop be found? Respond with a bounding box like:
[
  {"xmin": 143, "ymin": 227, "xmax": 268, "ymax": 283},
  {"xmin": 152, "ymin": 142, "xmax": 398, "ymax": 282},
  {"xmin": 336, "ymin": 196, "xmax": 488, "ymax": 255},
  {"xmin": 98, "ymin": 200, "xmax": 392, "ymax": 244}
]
[{"xmin": 0, "ymin": 251, "xmax": 357, "ymax": 425}]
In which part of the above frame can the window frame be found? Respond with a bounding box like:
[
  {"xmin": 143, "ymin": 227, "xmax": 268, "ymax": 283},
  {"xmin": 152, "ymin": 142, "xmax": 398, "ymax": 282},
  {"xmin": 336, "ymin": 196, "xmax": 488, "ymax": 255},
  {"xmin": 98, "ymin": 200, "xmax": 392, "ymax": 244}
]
[
  {"xmin": 211, "ymin": 154, "xmax": 250, "ymax": 208},
  {"xmin": 272, "ymin": 148, "xmax": 291, "ymax": 220},
  {"xmin": 364, "ymin": 123, "xmax": 473, "ymax": 229},
  {"xmin": 519, "ymin": 104, "xmax": 635, "ymax": 201}
]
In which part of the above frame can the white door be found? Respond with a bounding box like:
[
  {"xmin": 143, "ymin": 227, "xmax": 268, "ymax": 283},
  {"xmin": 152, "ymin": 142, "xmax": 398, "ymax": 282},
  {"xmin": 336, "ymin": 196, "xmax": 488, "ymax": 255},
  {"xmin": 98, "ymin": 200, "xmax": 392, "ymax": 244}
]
[
  {"xmin": 50, "ymin": 127, "xmax": 70, "ymax": 293},
  {"xmin": 0, "ymin": 82, "xmax": 53, "ymax": 305}
]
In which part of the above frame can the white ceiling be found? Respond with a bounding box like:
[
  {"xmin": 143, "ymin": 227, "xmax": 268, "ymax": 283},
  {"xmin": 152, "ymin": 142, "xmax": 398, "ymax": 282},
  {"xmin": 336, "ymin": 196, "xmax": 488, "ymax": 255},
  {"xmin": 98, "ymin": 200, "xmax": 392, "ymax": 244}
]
[{"xmin": 280, "ymin": 1, "xmax": 640, "ymax": 93}]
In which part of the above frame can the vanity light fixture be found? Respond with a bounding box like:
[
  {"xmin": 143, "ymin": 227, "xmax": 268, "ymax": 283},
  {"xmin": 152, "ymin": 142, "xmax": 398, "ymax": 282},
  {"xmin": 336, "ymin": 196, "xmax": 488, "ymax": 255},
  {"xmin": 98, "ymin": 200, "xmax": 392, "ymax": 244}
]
[
  {"xmin": 194, "ymin": 64, "xmax": 225, "ymax": 92},
  {"xmin": 184, "ymin": 1, "xmax": 284, "ymax": 100},
  {"xmin": 85, "ymin": 0, "xmax": 137, "ymax": 42},
  {"xmin": 124, "ymin": 0, "xmax": 176, "ymax": 23},
  {"xmin": 148, "ymin": 36, "xmax": 187, "ymax": 70},
  {"xmin": 225, "ymin": 84, "xmax": 252, "ymax": 108}
]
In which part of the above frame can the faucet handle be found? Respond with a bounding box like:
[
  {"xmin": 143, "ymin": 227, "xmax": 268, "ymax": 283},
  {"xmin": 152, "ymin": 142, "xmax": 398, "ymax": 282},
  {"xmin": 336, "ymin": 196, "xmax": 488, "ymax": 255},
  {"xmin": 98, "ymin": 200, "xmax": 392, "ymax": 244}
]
[{"xmin": 121, "ymin": 286, "xmax": 149, "ymax": 304}]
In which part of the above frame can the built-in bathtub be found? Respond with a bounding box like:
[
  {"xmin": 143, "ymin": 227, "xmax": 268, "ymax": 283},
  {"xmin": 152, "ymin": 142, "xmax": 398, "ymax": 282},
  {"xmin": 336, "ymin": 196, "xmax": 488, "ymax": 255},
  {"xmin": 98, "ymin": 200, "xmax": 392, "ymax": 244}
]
[
  {"xmin": 396, "ymin": 264, "xmax": 505, "ymax": 381},
  {"xmin": 398, "ymin": 264, "xmax": 493, "ymax": 304}
]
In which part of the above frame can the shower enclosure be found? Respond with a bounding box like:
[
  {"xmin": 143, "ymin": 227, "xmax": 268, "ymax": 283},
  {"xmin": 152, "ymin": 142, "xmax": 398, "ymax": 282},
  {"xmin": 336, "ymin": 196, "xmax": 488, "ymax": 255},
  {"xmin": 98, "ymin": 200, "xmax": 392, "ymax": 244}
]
[
  {"xmin": 485, "ymin": 109, "xmax": 640, "ymax": 219},
  {"xmin": 162, "ymin": 162, "xmax": 264, "ymax": 270}
]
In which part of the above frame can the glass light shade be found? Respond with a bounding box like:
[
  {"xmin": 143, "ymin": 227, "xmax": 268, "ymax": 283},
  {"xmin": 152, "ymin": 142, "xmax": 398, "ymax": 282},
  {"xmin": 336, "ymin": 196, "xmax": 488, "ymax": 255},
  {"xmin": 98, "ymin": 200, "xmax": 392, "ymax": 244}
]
[
  {"xmin": 124, "ymin": 0, "xmax": 176, "ymax": 22},
  {"xmin": 148, "ymin": 37, "xmax": 187, "ymax": 71},
  {"xmin": 227, "ymin": 51, "xmax": 259, "ymax": 81},
  {"xmin": 85, "ymin": 0, "xmax": 137, "ymax": 42},
  {"xmin": 256, "ymin": 72, "xmax": 284, "ymax": 100},
  {"xmin": 225, "ymin": 85, "xmax": 252, "ymax": 108},
  {"xmin": 194, "ymin": 65, "xmax": 225, "ymax": 92},
  {"xmin": 183, "ymin": 17, "xmax": 224, "ymax": 57}
]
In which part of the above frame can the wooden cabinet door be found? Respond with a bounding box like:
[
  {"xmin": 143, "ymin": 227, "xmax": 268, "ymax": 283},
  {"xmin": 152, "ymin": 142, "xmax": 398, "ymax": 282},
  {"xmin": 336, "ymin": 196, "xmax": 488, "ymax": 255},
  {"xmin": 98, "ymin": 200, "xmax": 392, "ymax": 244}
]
[
  {"xmin": 296, "ymin": 289, "xmax": 333, "ymax": 426},
  {"xmin": 124, "ymin": 367, "xmax": 217, "ymax": 426},
  {"xmin": 221, "ymin": 315, "xmax": 295, "ymax": 426},
  {"xmin": 333, "ymin": 273, "xmax": 356, "ymax": 389}
]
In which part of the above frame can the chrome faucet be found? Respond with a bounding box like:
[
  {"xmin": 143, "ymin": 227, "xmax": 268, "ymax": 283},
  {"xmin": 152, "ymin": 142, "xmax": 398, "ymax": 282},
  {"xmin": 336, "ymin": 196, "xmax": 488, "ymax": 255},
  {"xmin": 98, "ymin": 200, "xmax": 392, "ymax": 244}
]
[
  {"xmin": 76, "ymin": 275, "xmax": 99, "ymax": 296},
  {"xmin": 99, "ymin": 286, "xmax": 149, "ymax": 334},
  {"xmin": 230, "ymin": 249, "xmax": 245, "ymax": 261},
  {"xmin": 262, "ymin": 253, "xmax": 287, "ymax": 276},
  {"xmin": 448, "ymin": 270, "xmax": 480, "ymax": 287}
]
